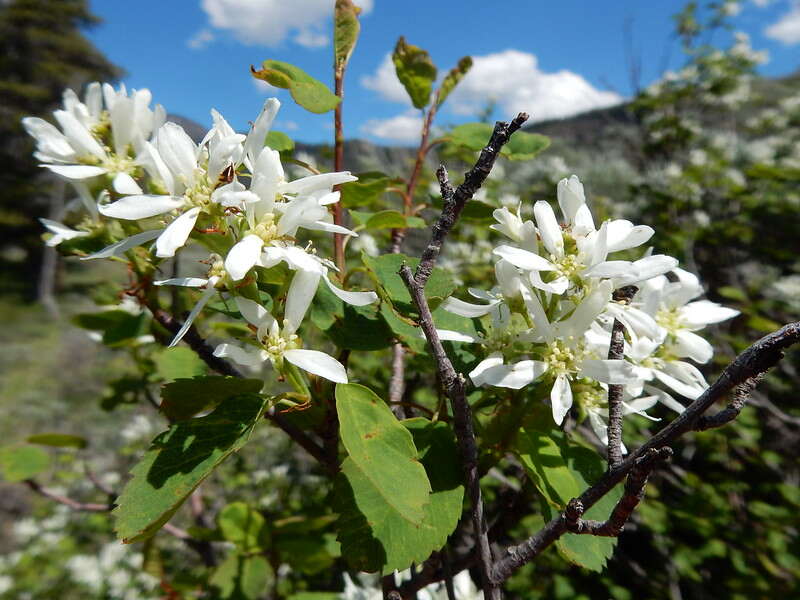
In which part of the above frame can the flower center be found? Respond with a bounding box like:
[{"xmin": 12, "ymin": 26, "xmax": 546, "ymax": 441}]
[
  {"xmin": 544, "ymin": 338, "xmax": 583, "ymax": 376},
  {"xmin": 252, "ymin": 214, "xmax": 279, "ymax": 244}
]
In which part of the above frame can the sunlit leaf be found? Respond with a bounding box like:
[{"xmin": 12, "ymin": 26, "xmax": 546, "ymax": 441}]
[{"xmin": 252, "ymin": 60, "xmax": 339, "ymax": 114}]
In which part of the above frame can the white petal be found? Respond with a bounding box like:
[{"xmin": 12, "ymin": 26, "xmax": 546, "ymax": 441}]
[
  {"xmin": 493, "ymin": 245, "xmax": 554, "ymax": 272},
  {"xmin": 225, "ymin": 235, "xmax": 265, "ymax": 281},
  {"xmin": 551, "ymin": 374, "xmax": 573, "ymax": 425},
  {"xmin": 557, "ymin": 175, "xmax": 585, "ymax": 224},
  {"xmin": 644, "ymin": 384, "xmax": 686, "ymax": 413},
  {"xmin": 285, "ymin": 270, "xmax": 321, "ymax": 334},
  {"xmin": 579, "ymin": 359, "xmax": 639, "ymax": 384},
  {"xmin": 323, "ymin": 275, "xmax": 378, "ymax": 306},
  {"xmin": 441, "ymin": 296, "xmax": 499, "ymax": 318},
  {"xmin": 213, "ymin": 343, "xmax": 267, "ymax": 367},
  {"xmin": 560, "ymin": 280, "xmax": 612, "ymax": 336},
  {"xmin": 39, "ymin": 218, "xmax": 88, "ymax": 246},
  {"xmin": 673, "ymin": 330, "xmax": 714, "ymax": 363},
  {"xmin": 652, "ymin": 369, "xmax": 704, "ymax": 400},
  {"xmin": 485, "ymin": 360, "xmax": 547, "ymax": 389},
  {"xmin": 156, "ymin": 207, "xmax": 200, "ymax": 257},
  {"xmin": 22, "ymin": 117, "xmax": 76, "ymax": 161},
  {"xmin": 112, "ymin": 172, "xmax": 143, "ymax": 195},
  {"xmin": 53, "ymin": 109, "xmax": 106, "ymax": 159},
  {"xmin": 284, "ymin": 349, "xmax": 348, "ymax": 383},
  {"xmin": 304, "ymin": 220, "xmax": 359, "ymax": 236},
  {"xmin": 679, "ymin": 300, "xmax": 739, "ymax": 329},
  {"xmin": 606, "ymin": 220, "xmax": 654, "ymax": 253},
  {"xmin": 573, "ymin": 203, "xmax": 595, "ymax": 236},
  {"xmin": 630, "ymin": 255, "xmax": 679, "ymax": 283},
  {"xmin": 42, "ymin": 164, "xmax": 107, "ymax": 179},
  {"xmin": 156, "ymin": 122, "xmax": 198, "ymax": 183},
  {"xmin": 533, "ymin": 200, "xmax": 564, "ymax": 258},
  {"xmin": 469, "ymin": 353, "xmax": 505, "ymax": 387},
  {"xmin": 169, "ymin": 285, "xmax": 218, "ymax": 347},
  {"xmin": 154, "ymin": 277, "xmax": 208, "ymax": 287},
  {"xmin": 281, "ymin": 172, "xmax": 357, "ymax": 195},
  {"xmin": 232, "ymin": 298, "xmax": 273, "ymax": 332},
  {"xmin": 98, "ymin": 195, "xmax": 184, "ymax": 220},
  {"xmin": 81, "ymin": 229, "xmax": 162, "ymax": 260},
  {"xmin": 582, "ymin": 260, "xmax": 635, "ymax": 279},
  {"xmin": 433, "ymin": 329, "xmax": 480, "ymax": 343},
  {"xmin": 528, "ymin": 271, "xmax": 569, "ymax": 295},
  {"xmin": 245, "ymin": 98, "xmax": 280, "ymax": 164}
]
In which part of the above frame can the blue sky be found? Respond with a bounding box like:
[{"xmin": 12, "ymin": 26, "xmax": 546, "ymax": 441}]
[{"xmin": 85, "ymin": 0, "xmax": 800, "ymax": 145}]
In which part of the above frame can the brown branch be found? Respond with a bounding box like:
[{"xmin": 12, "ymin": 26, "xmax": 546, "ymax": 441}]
[
  {"xmin": 333, "ymin": 63, "xmax": 347, "ymax": 275},
  {"xmin": 490, "ymin": 320, "xmax": 800, "ymax": 583},
  {"xmin": 389, "ymin": 342, "xmax": 407, "ymax": 418},
  {"xmin": 390, "ymin": 93, "xmax": 440, "ymax": 254},
  {"xmin": 565, "ymin": 447, "xmax": 672, "ymax": 536},
  {"xmin": 694, "ymin": 375, "xmax": 761, "ymax": 431},
  {"xmin": 24, "ymin": 479, "xmax": 112, "ymax": 512}
]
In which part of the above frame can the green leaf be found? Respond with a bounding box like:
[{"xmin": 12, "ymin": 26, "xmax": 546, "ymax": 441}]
[
  {"xmin": 217, "ymin": 502, "xmax": 269, "ymax": 551},
  {"xmin": 437, "ymin": 56, "xmax": 472, "ymax": 106},
  {"xmin": 153, "ymin": 347, "xmax": 206, "ymax": 382},
  {"xmin": 252, "ymin": 60, "xmax": 339, "ymax": 114},
  {"xmin": 209, "ymin": 554, "xmax": 274, "ymax": 600},
  {"xmin": 362, "ymin": 252, "xmax": 456, "ymax": 315},
  {"xmin": 264, "ymin": 130, "xmax": 295, "ymax": 153},
  {"xmin": 26, "ymin": 433, "xmax": 87, "ymax": 449},
  {"xmin": 517, "ymin": 410, "xmax": 622, "ymax": 571},
  {"xmin": 339, "ymin": 172, "xmax": 394, "ymax": 208},
  {"xmin": 275, "ymin": 533, "xmax": 340, "ymax": 575},
  {"xmin": 0, "ymin": 446, "xmax": 50, "ymax": 482},
  {"xmin": 504, "ymin": 131, "xmax": 551, "ymax": 161},
  {"xmin": 311, "ymin": 282, "xmax": 393, "ymax": 351},
  {"xmin": 288, "ymin": 594, "xmax": 340, "ymax": 600},
  {"xmin": 113, "ymin": 394, "xmax": 266, "ymax": 543},
  {"xmin": 72, "ymin": 310, "xmax": 149, "ymax": 346},
  {"xmin": 392, "ymin": 37, "xmax": 437, "ymax": 109},
  {"xmin": 334, "ymin": 0, "xmax": 361, "ymax": 69},
  {"xmin": 448, "ymin": 123, "xmax": 550, "ymax": 160},
  {"xmin": 334, "ymin": 384, "xmax": 432, "ymax": 573},
  {"xmin": 159, "ymin": 376, "xmax": 263, "ymax": 422},
  {"xmin": 350, "ymin": 210, "xmax": 427, "ymax": 231}
]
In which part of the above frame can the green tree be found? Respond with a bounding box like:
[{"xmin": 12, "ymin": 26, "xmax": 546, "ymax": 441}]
[{"xmin": 0, "ymin": 0, "xmax": 120, "ymax": 298}]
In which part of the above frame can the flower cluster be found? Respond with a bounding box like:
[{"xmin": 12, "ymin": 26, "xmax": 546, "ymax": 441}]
[
  {"xmin": 25, "ymin": 83, "xmax": 377, "ymax": 387},
  {"xmin": 440, "ymin": 175, "xmax": 738, "ymax": 446}
]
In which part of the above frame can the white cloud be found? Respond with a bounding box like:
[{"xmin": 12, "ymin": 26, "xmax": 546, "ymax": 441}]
[
  {"xmin": 187, "ymin": 28, "xmax": 215, "ymax": 50},
  {"xmin": 361, "ymin": 111, "xmax": 423, "ymax": 143},
  {"xmin": 253, "ymin": 78, "xmax": 280, "ymax": 93},
  {"xmin": 360, "ymin": 49, "xmax": 623, "ymax": 122},
  {"xmin": 765, "ymin": 2, "xmax": 800, "ymax": 44},
  {"xmin": 447, "ymin": 50, "xmax": 623, "ymax": 122},
  {"xmin": 360, "ymin": 54, "xmax": 411, "ymax": 105},
  {"xmin": 279, "ymin": 120, "xmax": 299, "ymax": 131},
  {"xmin": 200, "ymin": 0, "xmax": 373, "ymax": 47}
]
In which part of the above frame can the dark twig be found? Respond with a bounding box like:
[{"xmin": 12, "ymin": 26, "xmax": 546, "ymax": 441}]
[
  {"xmin": 152, "ymin": 309, "xmax": 243, "ymax": 378},
  {"xmin": 694, "ymin": 375, "xmax": 761, "ymax": 431},
  {"xmin": 490, "ymin": 321, "xmax": 800, "ymax": 583},
  {"xmin": 606, "ymin": 317, "xmax": 626, "ymax": 469},
  {"xmin": 415, "ymin": 113, "xmax": 528, "ymax": 287},
  {"xmin": 565, "ymin": 447, "xmax": 672, "ymax": 536},
  {"xmin": 402, "ymin": 264, "xmax": 497, "ymax": 596},
  {"xmin": 400, "ymin": 114, "xmax": 529, "ymax": 600}
]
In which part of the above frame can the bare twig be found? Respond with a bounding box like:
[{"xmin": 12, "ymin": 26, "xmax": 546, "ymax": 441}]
[
  {"xmin": 490, "ymin": 321, "xmax": 800, "ymax": 583},
  {"xmin": 333, "ymin": 62, "xmax": 347, "ymax": 275},
  {"xmin": 390, "ymin": 92, "xmax": 440, "ymax": 254},
  {"xmin": 415, "ymin": 113, "xmax": 529, "ymax": 287},
  {"xmin": 607, "ymin": 286, "xmax": 637, "ymax": 469},
  {"xmin": 606, "ymin": 317, "xmax": 626, "ymax": 469},
  {"xmin": 24, "ymin": 479, "xmax": 111, "ymax": 512},
  {"xmin": 694, "ymin": 375, "xmax": 761, "ymax": 431},
  {"xmin": 399, "ymin": 113, "xmax": 529, "ymax": 600},
  {"xmin": 565, "ymin": 447, "xmax": 672, "ymax": 536}
]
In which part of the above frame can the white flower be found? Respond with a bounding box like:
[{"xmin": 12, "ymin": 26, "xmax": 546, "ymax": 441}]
[
  {"xmin": 23, "ymin": 83, "xmax": 164, "ymax": 193},
  {"xmin": 492, "ymin": 175, "xmax": 674, "ymax": 295},
  {"xmin": 214, "ymin": 290, "xmax": 350, "ymax": 384}
]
